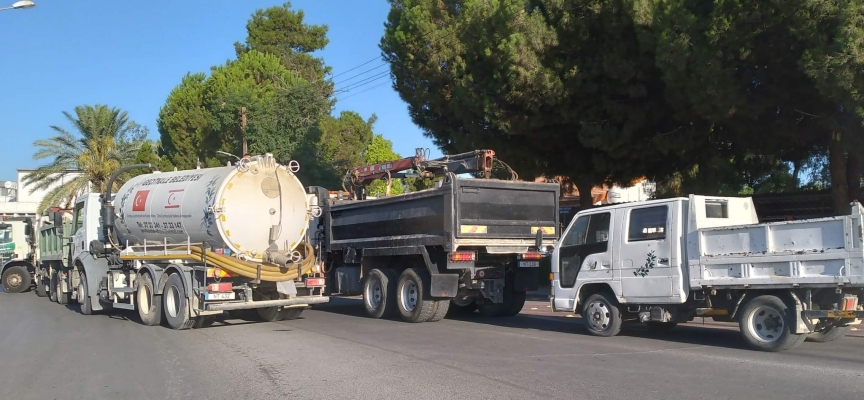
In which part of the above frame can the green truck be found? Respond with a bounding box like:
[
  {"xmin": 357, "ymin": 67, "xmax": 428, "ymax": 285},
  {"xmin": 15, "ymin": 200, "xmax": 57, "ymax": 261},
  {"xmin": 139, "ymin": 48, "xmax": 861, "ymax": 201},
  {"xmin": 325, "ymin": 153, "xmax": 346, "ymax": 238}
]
[{"xmin": 0, "ymin": 212, "xmax": 70, "ymax": 297}]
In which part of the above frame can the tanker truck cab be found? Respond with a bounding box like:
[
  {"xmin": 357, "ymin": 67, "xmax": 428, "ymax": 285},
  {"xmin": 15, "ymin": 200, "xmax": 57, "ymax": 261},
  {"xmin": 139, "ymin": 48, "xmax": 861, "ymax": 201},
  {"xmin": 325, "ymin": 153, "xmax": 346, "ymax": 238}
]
[
  {"xmin": 551, "ymin": 195, "xmax": 864, "ymax": 352},
  {"xmin": 66, "ymin": 154, "xmax": 330, "ymax": 329}
]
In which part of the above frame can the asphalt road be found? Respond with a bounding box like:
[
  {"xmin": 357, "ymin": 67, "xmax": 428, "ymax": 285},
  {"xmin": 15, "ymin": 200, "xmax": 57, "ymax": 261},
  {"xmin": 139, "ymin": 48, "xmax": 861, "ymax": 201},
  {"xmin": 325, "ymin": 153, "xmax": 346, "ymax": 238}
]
[{"xmin": 2, "ymin": 290, "xmax": 863, "ymax": 400}]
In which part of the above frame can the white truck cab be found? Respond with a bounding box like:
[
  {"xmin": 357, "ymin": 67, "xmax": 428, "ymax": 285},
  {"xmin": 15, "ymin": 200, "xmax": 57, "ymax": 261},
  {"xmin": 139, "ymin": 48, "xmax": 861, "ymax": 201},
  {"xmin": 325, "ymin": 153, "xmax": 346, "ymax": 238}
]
[{"xmin": 551, "ymin": 195, "xmax": 864, "ymax": 352}]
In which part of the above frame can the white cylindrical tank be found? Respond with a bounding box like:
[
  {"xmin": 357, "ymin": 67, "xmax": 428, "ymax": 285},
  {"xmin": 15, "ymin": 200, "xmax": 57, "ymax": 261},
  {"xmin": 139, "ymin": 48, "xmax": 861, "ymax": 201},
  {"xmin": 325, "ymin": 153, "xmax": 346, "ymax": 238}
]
[{"xmin": 114, "ymin": 154, "xmax": 309, "ymax": 262}]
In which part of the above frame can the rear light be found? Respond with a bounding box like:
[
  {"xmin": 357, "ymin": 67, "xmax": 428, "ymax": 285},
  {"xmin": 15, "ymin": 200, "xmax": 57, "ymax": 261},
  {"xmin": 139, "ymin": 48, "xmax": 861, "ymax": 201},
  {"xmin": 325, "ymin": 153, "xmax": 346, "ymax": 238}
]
[
  {"xmin": 450, "ymin": 251, "xmax": 476, "ymax": 262},
  {"xmin": 206, "ymin": 267, "xmax": 234, "ymax": 278},
  {"xmin": 305, "ymin": 277, "xmax": 325, "ymax": 287},
  {"xmin": 843, "ymin": 295, "xmax": 859, "ymax": 311},
  {"xmin": 519, "ymin": 252, "xmax": 542, "ymax": 260},
  {"xmin": 549, "ymin": 273, "xmax": 554, "ymax": 282},
  {"xmin": 208, "ymin": 283, "xmax": 233, "ymax": 292}
]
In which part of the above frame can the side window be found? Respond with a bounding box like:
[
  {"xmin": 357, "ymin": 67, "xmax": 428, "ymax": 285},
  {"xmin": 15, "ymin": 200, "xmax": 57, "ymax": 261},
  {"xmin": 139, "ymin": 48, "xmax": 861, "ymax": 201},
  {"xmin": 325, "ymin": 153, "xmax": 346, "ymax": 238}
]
[
  {"xmin": 73, "ymin": 203, "xmax": 85, "ymax": 231},
  {"xmin": 559, "ymin": 212, "xmax": 611, "ymax": 288},
  {"xmin": 628, "ymin": 206, "xmax": 668, "ymax": 241}
]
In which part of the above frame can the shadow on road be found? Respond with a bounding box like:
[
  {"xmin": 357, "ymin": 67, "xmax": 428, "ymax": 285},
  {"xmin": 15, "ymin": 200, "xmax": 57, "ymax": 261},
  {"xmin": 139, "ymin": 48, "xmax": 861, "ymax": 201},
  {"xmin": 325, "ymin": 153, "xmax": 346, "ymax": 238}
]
[{"xmin": 312, "ymin": 297, "xmax": 751, "ymax": 350}]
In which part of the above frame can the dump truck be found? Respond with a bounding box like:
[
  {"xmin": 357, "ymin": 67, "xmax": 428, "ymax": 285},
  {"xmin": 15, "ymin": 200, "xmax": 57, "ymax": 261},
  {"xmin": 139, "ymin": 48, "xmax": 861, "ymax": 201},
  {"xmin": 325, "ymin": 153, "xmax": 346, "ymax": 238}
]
[
  {"xmin": 48, "ymin": 153, "xmax": 329, "ymax": 329},
  {"xmin": 550, "ymin": 194, "xmax": 864, "ymax": 351},
  {"xmin": 0, "ymin": 218, "xmax": 38, "ymax": 294},
  {"xmin": 307, "ymin": 149, "xmax": 561, "ymax": 322}
]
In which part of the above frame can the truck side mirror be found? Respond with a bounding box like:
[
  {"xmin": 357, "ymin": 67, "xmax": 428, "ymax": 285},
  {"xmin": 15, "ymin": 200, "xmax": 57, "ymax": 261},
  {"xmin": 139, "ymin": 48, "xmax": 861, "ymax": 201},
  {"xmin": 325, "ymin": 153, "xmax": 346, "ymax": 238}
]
[
  {"xmin": 24, "ymin": 223, "xmax": 33, "ymax": 237},
  {"xmin": 53, "ymin": 212, "xmax": 64, "ymax": 235}
]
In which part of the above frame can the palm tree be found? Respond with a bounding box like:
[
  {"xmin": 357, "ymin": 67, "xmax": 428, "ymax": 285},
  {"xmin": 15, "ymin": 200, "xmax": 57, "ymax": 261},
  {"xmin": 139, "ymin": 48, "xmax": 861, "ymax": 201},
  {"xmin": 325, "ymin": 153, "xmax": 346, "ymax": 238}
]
[{"xmin": 24, "ymin": 105, "xmax": 145, "ymax": 213}]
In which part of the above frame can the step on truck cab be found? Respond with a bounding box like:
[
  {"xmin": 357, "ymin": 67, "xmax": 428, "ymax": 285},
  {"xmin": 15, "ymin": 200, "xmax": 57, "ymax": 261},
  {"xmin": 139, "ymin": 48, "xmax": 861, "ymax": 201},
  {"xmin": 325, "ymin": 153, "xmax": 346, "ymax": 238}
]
[{"xmin": 550, "ymin": 195, "xmax": 864, "ymax": 351}]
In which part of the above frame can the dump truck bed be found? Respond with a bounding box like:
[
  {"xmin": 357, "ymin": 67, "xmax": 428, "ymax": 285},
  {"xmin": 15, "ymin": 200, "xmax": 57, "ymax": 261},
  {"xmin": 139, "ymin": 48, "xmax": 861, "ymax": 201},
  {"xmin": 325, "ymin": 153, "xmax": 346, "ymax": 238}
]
[{"xmin": 325, "ymin": 178, "xmax": 560, "ymax": 252}]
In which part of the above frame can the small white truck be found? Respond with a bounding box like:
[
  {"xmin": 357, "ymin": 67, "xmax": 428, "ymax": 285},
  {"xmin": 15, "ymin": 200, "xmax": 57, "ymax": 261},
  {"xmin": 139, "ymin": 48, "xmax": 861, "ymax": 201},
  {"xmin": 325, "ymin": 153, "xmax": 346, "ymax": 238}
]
[{"xmin": 550, "ymin": 195, "xmax": 864, "ymax": 351}]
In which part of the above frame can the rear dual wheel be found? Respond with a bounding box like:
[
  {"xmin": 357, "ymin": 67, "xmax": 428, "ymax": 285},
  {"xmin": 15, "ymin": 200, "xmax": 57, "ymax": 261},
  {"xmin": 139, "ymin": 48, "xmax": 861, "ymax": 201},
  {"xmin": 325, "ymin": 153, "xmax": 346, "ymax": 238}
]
[{"xmin": 363, "ymin": 267, "xmax": 449, "ymax": 323}]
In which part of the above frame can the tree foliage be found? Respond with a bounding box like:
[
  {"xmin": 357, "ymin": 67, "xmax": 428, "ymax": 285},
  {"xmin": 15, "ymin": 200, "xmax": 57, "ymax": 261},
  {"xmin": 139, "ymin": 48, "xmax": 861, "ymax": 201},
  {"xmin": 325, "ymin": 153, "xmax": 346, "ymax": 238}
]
[
  {"xmin": 364, "ymin": 134, "xmax": 406, "ymax": 197},
  {"xmin": 24, "ymin": 105, "xmax": 146, "ymax": 213},
  {"xmin": 294, "ymin": 111, "xmax": 377, "ymax": 189},
  {"xmin": 382, "ymin": 0, "xmax": 864, "ymax": 212}
]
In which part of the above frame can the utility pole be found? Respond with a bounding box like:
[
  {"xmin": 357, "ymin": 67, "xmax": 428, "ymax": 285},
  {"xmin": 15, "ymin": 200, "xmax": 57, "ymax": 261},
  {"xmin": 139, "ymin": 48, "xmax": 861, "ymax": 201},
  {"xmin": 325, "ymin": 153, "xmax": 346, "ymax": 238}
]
[{"xmin": 240, "ymin": 107, "xmax": 248, "ymax": 156}]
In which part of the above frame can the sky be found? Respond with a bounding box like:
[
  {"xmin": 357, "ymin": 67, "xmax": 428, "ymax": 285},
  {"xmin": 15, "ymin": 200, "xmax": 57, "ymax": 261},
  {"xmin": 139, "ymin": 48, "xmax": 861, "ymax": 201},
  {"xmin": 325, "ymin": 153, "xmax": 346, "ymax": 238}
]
[{"xmin": 0, "ymin": 0, "xmax": 442, "ymax": 181}]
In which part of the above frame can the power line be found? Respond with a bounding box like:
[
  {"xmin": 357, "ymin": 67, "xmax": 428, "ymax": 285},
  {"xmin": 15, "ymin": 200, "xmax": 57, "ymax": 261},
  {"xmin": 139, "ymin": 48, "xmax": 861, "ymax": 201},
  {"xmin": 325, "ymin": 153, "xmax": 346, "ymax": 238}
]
[
  {"xmin": 338, "ymin": 82, "xmax": 390, "ymax": 101},
  {"xmin": 334, "ymin": 63, "xmax": 388, "ymax": 85},
  {"xmin": 336, "ymin": 71, "xmax": 390, "ymax": 93},
  {"xmin": 331, "ymin": 55, "xmax": 383, "ymax": 79}
]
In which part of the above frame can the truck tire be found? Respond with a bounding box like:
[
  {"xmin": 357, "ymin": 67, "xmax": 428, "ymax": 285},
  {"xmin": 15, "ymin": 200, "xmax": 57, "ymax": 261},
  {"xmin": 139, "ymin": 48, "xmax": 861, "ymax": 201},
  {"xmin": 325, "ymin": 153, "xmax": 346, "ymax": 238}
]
[
  {"xmin": 2, "ymin": 265, "xmax": 31, "ymax": 293},
  {"xmin": 49, "ymin": 270, "xmax": 58, "ymax": 303},
  {"xmin": 581, "ymin": 293, "xmax": 623, "ymax": 337},
  {"xmin": 56, "ymin": 272, "xmax": 70, "ymax": 305},
  {"xmin": 256, "ymin": 306, "xmax": 284, "ymax": 322},
  {"xmin": 427, "ymin": 299, "xmax": 451, "ymax": 322},
  {"xmin": 447, "ymin": 301, "xmax": 477, "ymax": 317},
  {"xmin": 136, "ymin": 273, "xmax": 162, "ymax": 326},
  {"xmin": 504, "ymin": 290, "xmax": 527, "ymax": 317},
  {"xmin": 738, "ymin": 295, "xmax": 806, "ymax": 352},
  {"xmin": 364, "ymin": 268, "xmax": 398, "ymax": 319},
  {"xmin": 806, "ymin": 325, "xmax": 852, "ymax": 343},
  {"xmin": 78, "ymin": 270, "xmax": 93, "ymax": 315},
  {"xmin": 280, "ymin": 307, "xmax": 304, "ymax": 321},
  {"xmin": 36, "ymin": 274, "xmax": 49, "ymax": 297},
  {"xmin": 645, "ymin": 321, "xmax": 678, "ymax": 332},
  {"xmin": 396, "ymin": 268, "xmax": 436, "ymax": 323},
  {"xmin": 163, "ymin": 273, "xmax": 193, "ymax": 330}
]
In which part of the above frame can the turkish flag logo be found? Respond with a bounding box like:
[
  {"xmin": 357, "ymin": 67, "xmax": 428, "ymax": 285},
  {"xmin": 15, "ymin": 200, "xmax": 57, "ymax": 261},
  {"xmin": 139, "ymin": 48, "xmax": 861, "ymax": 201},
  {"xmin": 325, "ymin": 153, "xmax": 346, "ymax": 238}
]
[{"xmin": 132, "ymin": 190, "xmax": 149, "ymax": 212}]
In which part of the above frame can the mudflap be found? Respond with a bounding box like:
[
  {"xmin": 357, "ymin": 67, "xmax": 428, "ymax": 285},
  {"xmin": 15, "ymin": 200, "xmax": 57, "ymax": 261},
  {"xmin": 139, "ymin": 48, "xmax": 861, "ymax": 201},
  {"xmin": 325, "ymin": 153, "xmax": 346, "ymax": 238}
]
[
  {"xmin": 513, "ymin": 268, "xmax": 539, "ymax": 292},
  {"xmin": 430, "ymin": 273, "xmax": 458, "ymax": 298}
]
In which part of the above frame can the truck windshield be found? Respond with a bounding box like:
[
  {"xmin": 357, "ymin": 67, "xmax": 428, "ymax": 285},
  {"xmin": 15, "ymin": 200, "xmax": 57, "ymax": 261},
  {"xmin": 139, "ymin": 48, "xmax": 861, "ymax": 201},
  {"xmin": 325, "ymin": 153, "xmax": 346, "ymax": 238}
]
[{"xmin": 0, "ymin": 226, "xmax": 11, "ymax": 244}]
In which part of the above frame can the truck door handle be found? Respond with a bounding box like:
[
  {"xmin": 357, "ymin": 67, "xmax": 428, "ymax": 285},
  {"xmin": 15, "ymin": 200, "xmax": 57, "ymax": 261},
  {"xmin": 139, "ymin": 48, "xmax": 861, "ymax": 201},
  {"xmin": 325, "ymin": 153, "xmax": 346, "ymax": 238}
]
[{"xmin": 658, "ymin": 258, "xmax": 669, "ymax": 264}]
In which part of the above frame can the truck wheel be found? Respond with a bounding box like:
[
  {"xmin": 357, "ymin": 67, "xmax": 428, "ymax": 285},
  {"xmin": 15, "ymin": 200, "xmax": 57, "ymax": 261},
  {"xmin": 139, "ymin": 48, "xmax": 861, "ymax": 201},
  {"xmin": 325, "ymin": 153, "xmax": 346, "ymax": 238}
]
[
  {"xmin": 56, "ymin": 272, "xmax": 70, "ymax": 305},
  {"xmin": 78, "ymin": 271, "xmax": 93, "ymax": 315},
  {"xmin": 363, "ymin": 268, "xmax": 398, "ymax": 319},
  {"xmin": 163, "ymin": 273, "xmax": 193, "ymax": 330},
  {"xmin": 2, "ymin": 265, "xmax": 31, "ymax": 293},
  {"xmin": 738, "ymin": 295, "xmax": 806, "ymax": 352},
  {"xmin": 645, "ymin": 321, "xmax": 678, "ymax": 332},
  {"xmin": 396, "ymin": 268, "xmax": 436, "ymax": 323},
  {"xmin": 581, "ymin": 293, "xmax": 623, "ymax": 337},
  {"xmin": 427, "ymin": 300, "xmax": 451, "ymax": 322},
  {"xmin": 504, "ymin": 290, "xmax": 527, "ymax": 317},
  {"xmin": 136, "ymin": 274, "xmax": 162, "ymax": 326},
  {"xmin": 280, "ymin": 307, "xmax": 304, "ymax": 321},
  {"xmin": 806, "ymin": 324, "xmax": 852, "ymax": 343},
  {"xmin": 49, "ymin": 270, "xmax": 58, "ymax": 303},
  {"xmin": 36, "ymin": 275, "xmax": 49, "ymax": 297},
  {"xmin": 256, "ymin": 306, "xmax": 284, "ymax": 322},
  {"xmin": 447, "ymin": 301, "xmax": 477, "ymax": 317}
]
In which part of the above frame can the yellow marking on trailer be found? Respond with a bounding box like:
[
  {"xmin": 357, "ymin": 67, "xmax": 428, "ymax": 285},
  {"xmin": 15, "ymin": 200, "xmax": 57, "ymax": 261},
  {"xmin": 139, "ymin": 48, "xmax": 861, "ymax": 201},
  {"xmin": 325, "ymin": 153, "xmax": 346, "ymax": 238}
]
[
  {"xmin": 227, "ymin": 183, "xmax": 233, "ymax": 190},
  {"xmin": 235, "ymin": 243, "xmax": 241, "ymax": 249},
  {"xmin": 221, "ymin": 215, "xmax": 226, "ymax": 222},
  {"xmin": 236, "ymin": 172, "xmax": 243, "ymax": 178},
  {"xmin": 225, "ymin": 230, "xmax": 230, "ymax": 237},
  {"xmin": 460, "ymin": 225, "xmax": 487, "ymax": 234},
  {"xmin": 827, "ymin": 310, "xmax": 857, "ymax": 318},
  {"xmin": 531, "ymin": 226, "xmax": 555, "ymax": 235},
  {"xmin": 221, "ymin": 198, "xmax": 225, "ymax": 205}
]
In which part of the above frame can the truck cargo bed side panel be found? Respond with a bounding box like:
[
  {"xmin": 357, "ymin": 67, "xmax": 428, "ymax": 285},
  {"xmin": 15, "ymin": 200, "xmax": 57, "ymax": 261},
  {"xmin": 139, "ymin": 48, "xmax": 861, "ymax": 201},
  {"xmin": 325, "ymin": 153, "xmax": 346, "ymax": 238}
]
[
  {"xmin": 455, "ymin": 179, "xmax": 560, "ymax": 240},
  {"xmin": 328, "ymin": 188, "xmax": 450, "ymax": 250},
  {"xmin": 691, "ymin": 212, "xmax": 864, "ymax": 287}
]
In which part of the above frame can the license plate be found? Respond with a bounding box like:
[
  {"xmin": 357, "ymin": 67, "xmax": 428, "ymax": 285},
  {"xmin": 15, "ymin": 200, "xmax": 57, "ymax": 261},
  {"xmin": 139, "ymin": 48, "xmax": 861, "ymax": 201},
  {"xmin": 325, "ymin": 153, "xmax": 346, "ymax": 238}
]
[
  {"xmin": 519, "ymin": 261, "xmax": 540, "ymax": 268},
  {"xmin": 205, "ymin": 292, "xmax": 236, "ymax": 301}
]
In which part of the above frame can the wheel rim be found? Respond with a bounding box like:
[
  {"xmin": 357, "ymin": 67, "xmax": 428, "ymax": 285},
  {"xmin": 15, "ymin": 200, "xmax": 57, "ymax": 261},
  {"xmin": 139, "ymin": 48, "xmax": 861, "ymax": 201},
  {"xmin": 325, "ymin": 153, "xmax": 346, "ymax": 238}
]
[
  {"xmin": 747, "ymin": 305, "xmax": 785, "ymax": 343},
  {"xmin": 138, "ymin": 284, "xmax": 151, "ymax": 312},
  {"xmin": 78, "ymin": 280, "xmax": 85, "ymax": 301},
  {"xmin": 586, "ymin": 300, "xmax": 611, "ymax": 331},
  {"xmin": 5, "ymin": 272, "xmax": 22, "ymax": 289},
  {"xmin": 166, "ymin": 285, "xmax": 180, "ymax": 318},
  {"xmin": 366, "ymin": 277, "xmax": 382, "ymax": 309},
  {"xmin": 400, "ymin": 279, "xmax": 418, "ymax": 312}
]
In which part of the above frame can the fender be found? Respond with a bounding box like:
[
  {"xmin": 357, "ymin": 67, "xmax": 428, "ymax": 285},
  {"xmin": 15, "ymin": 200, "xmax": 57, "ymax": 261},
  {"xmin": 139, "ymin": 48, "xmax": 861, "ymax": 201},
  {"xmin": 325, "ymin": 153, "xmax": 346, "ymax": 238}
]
[
  {"xmin": 74, "ymin": 253, "xmax": 109, "ymax": 312},
  {"xmin": 136, "ymin": 263, "xmax": 166, "ymax": 293},
  {"xmin": 156, "ymin": 263, "xmax": 193, "ymax": 296},
  {"xmin": 1, "ymin": 259, "xmax": 36, "ymax": 276}
]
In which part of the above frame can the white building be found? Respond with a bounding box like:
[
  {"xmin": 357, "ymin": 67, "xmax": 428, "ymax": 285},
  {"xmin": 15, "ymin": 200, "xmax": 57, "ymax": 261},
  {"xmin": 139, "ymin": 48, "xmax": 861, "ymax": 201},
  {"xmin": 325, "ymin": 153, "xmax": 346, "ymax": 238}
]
[{"xmin": 0, "ymin": 170, "xmax": 84, "ymax": 219}]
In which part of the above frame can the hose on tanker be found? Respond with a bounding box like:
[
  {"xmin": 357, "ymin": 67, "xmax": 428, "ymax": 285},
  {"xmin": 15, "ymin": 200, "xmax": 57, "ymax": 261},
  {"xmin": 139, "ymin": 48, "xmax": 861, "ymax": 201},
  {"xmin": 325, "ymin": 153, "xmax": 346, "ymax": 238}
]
[{"xmin": 119, "ymin": 243, "xmax": 317, "ymax": 283}]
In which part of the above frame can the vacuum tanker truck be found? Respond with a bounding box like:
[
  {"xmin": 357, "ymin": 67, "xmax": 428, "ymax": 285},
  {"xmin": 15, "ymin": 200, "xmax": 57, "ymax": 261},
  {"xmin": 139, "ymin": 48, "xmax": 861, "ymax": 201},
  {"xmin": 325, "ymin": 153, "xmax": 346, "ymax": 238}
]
[{"xmin": 51, "ymin": 153, "xmax": 328, "ymax": 329}]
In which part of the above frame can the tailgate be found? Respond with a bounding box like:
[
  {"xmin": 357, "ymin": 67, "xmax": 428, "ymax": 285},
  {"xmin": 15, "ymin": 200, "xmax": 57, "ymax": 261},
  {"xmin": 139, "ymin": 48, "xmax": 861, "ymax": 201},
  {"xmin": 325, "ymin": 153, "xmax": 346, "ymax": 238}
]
[{"xmin": 454, "ymin": 179, "xmax": 560, "ymax": 239}]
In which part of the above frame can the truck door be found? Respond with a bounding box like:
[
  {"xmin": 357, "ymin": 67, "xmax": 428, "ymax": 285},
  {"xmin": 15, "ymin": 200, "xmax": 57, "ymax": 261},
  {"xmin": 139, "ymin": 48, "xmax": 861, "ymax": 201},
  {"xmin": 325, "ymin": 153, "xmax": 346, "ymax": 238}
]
[
  {"xmin": 620, "ymin": 204, "xmax": 674, "ymax": 301},
  {"xmin": 553, "ymin": 211, "xmax": 612, "ymax": 311},
  {"xmin": 71, "ymin": 201, "xmax": 86, "ymax": 261}
]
